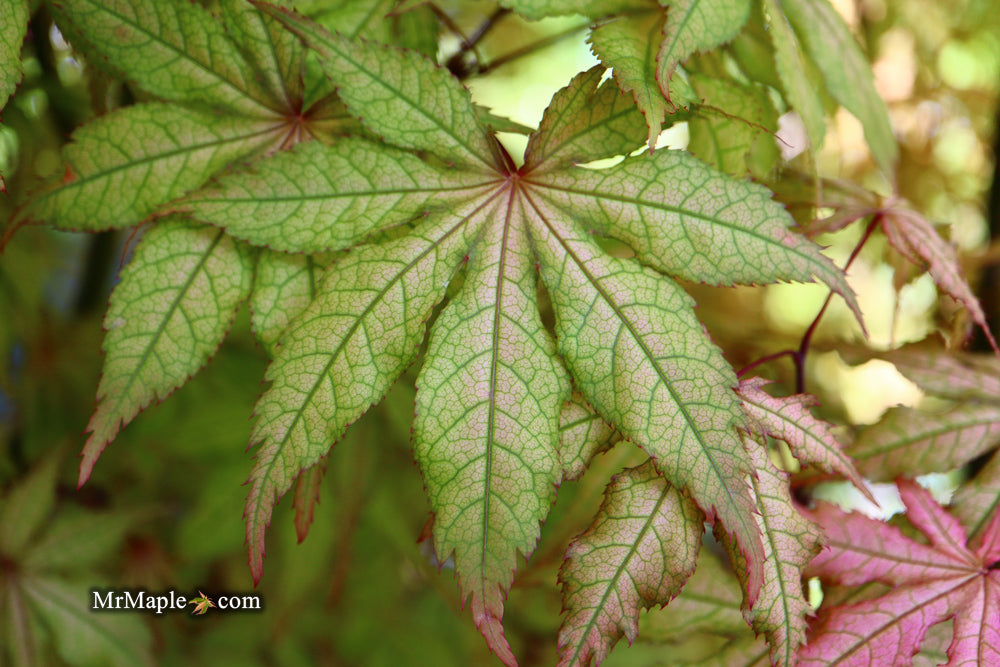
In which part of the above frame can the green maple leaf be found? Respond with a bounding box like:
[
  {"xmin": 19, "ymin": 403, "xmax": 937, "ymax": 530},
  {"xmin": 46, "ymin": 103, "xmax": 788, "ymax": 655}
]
[
  {"xmin": 0, "ymin": 456, "xmax": 152, "ymax": 666},
  {"xmin": 165, "ymin": 7, "xmax": 859, "ymax": 662},
  {"xmin": 18, "ymin": 0, "xmax": 391, "ymax": 485}
]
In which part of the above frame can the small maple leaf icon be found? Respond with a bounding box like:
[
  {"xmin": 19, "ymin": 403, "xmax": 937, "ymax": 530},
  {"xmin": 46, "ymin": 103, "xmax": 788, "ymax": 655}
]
[{"xmin": 188, "ymin": 591, "xmax": 215, "ymax": 615}]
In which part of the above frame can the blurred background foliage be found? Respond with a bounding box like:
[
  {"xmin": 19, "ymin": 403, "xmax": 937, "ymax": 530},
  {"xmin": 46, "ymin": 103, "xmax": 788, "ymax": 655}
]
[{"xmin": 1, "ymin": 0, "xmax": 998, "ymax": 664}]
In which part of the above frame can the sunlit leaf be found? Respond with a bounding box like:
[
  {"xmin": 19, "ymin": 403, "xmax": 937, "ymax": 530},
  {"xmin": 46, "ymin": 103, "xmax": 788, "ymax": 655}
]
[
  {"xmin": 779, "ymin": 0, "xmax": 898, "ymax": 174},
  {"xmin": 655, "ymin": 0, "xmax": 751, "ymax": 101},
  {"xmin": 589, "ymin": 6, "xmax": 674, "ymax": 149},
  {"xmin": 687, "ymin": 74, "xmax": 778, "ymax": 177},
  {"xmin": 762, "ymin": 0, "xmax": 825, "ymax": 156},
  {"xmin": 524, "ymin": 65, "xmax": 646, "ymax": 172}
]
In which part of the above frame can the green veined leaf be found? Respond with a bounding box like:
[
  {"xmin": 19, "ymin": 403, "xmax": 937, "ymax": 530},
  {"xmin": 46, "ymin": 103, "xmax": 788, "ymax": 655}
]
[
  {"xmin": 851, "ymin": 403, "xmax": 1000, "ymax": 480},
  {"xmin": 52, "ymin": 0, "xmax": 284, "ymax": 116},
  {"xmin": 738, "ymin": 377, "xmax": 872, "ymax": 500},
  {"xmin": 558, "ymin": 460, "xmax": 704, "ymax": 667},
  {"xmin": 251, "ymin": 249, "xmax": 331, "ymax": 356},
  {"xmin": 724, "ymin": 437, "xmax": 821, "ymax": 667},
  {"xmin": 218, "ymin": 16, "xmax": 865, "ymax": 659},
  {"xmin": 558, "ymin": 394, "xmax": 620, "ymax": 482},
  {"xmin": 79, "ymin": 219, "xmax": 254, "ymax": 484},
  {"xmin": 0, "ymin": 454, "xmax": 60, "ymax": 558},
  {"xmin": 20, "ymin": 577, "xmax": 153, "ymax": 667},
  {"xmin": 181, "ymin": 137, "xmax": 494, "ymax": 252},
  {"xmin": 259, "ymin": 5, "xmax": 497, "ymax": 169},
  {"xmin": 779, "ymin": 0, "xmax": 898, "ymax": 174},
  {"xmin": 589, "ymin": 6, "xmax": 675, "ymax": 150},
  {"xmin": 219, "ymin": 0, "xmax": 305, "ymax": 108},
  {"xmin": 640, "ymin": 553, "xmax": 747, "ymax": 639},
  {"xmin": 0, "ymin": 0, "xmax": 28, "ymax": 110},
  {"xmin": 528, "ymin": 205, "xmax": 765, "ymax": 596},
  {"xmin": 23, "ymin": 103, "xmax": 283, "ymax": 232},
  {"xmin": 524, "ymin": 65, "xmax": 646, "ymax": 171},
  {"xmin": 529, "ymin": 149, "xmax": 862, "ymax": 321},
  {"xmin": 687, "ymin": 74, "xmax": 779, "ymax": 177},
  {"xmin": 414, "ymin": 198, "xmax": 571, "ymax": 665},
  {"xmin": 655, "ymin": 0, "xmax": 752, "ymax": 100},
  {"xmin": 245, "ymin": 209, "xmax": 478, "ymax": 582},
  {"xmin": 762, "ymin": 0, "xmax": 825, "ymax": 156}
]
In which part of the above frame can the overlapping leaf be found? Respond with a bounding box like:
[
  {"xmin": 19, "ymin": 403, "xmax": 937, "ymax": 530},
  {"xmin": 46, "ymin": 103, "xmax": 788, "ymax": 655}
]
[
  {"xmin": 656, "ymin": 0, "xmax": 751, "ymax": 101},
  {"xmin": 738, "ymin": 377, "xmax": 871, "ymax": 498},
  {"xmin": 686, "ymin": 74, "xmax": 778, "ymax": 178},
  {"xmin": 852, "ymin": 403, "xmax": 1000, "ymax": 480},
  {"xmin": 859, "ymin": 343, "xmax": 1000, "ymax": 546},
  {"xmin": 558, "ymin": 461, "xmax": 704, "ymax": 667},
  {"xmin": 801, "ymin": 479, "xmax": 1000, "ymax": 666},
  {"xmin": 29, "ymin": 0, "xmax": 330, "ymax": 236},
  {"xmin": 230, "ymin": 7, "xmax": 863, "ymax": 662},
  {"xmin": 761, "ymin": 0, "xmax": 825, "ymax": 155},
  {"xmin": 721, "ymin": 437, "xmax": 821, "ymax": 667},
  {"xmin": 881, "ymin": 206, "xmax": 998, "ymax": 351},
  {"xmin": 79, "ymin": 219, "xmax": 253, "ymax": 483},
  {"xmin": 0, "ymin": 0, "xmax": 28, "ymax": 111},
  {"xmin": 250, "ymin": 249, "xmax": 333, "ymax": 356},
  {"xmin": 26, "ymin": 0, "xmax": 362, "ymax": 485},
  {"xmin": 776, "ymin": 0, "xmax": 897, "ymax": 174}
]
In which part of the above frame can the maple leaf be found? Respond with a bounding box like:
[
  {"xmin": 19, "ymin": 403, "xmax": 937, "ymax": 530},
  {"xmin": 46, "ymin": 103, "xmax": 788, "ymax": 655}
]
[
  {"xmin": 188, "ymin": 591, "xmax": 216, "ymax": 616},
  {"xmin": 716, "ymin": 434, "xmax": 823, "ymax": 667},
  {"xmin": 558, "ymin": 460, "xmax": 705, "ymax": 667},
  {"xmin": 0, "ymin": 456, "xmax": 152, "ymax": 665},
  {"xmin": 162, "ymin": 7, "xmax": 863, "ymax": 662},
  {"xmin": 852, "ymin": 343, "xmax": 1000, "ymax": 543},
  {"xmin": 773, "ymin": 0, "xmax": 897, "ymax": 172},
  {"xmin": 880, "ymin": 204, "xmax": 999, "ymax": 352},
  {"xmin": 800, "ymin": 478, "xmax": 1000, "ymax": 666},
  {"xmin": 738, "ymin": 377, "xmax": 873, "ymax": 501},
  {"xmin": 14, "ymin": 0, "xmax": 353, "ymax": 485},
  {"xmin": 0, "ymin": 0, "xmax": 27, "ymax": 193}
]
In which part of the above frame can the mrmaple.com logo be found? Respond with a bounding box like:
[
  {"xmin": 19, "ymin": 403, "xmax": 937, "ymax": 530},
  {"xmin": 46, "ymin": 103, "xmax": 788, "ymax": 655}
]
[{"xmin": 90, "ymin": 589, "xmax": 262, "ymax": 615}]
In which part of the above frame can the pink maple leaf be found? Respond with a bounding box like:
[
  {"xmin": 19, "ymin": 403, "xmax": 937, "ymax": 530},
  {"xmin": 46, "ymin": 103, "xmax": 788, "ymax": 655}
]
[
  {"xmin": 799, "ymin": 478, "xmax": 1000, "ymax": 666},
  {"xmin": 880, "ymin": 205, "xmax": 998, "ymax": 353}
]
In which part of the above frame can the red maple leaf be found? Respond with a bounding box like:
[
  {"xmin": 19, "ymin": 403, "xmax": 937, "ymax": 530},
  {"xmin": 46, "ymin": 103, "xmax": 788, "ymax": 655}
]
[{"xmin": 799, "ymin": 478, "xmax": 1000, "ymax": 666}]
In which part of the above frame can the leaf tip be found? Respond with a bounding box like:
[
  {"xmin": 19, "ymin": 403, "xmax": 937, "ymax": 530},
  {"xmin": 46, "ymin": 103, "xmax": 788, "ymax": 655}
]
[{"xmin": 471, "ymin": 592, "xmax": 517, "ymax": 667}]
